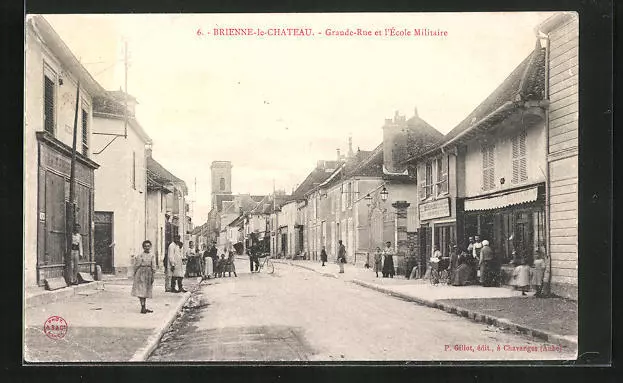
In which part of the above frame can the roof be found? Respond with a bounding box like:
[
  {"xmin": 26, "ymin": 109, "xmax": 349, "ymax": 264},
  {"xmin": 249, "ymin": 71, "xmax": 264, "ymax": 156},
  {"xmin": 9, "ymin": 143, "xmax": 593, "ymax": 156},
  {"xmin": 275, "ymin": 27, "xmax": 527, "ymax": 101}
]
[
  {"xmin": 402, "ymin": 44, "xmax": 546, "ymax": 164},
  {"xmin": 213, "ymin": 194, "xmax": 235, "ymax": 212},
  {"xmin": 442, "ymin": 45, "xmax": 546, "ymax": 146},
  {"xmin": 92, "ymin": 94, "xmax": 152, "ymax": 144},
  {"xmin": 293, "ymin": 165, "xmax": 336, "ymax": 199},
  {"xmin": 146, "ymin": 156, "xmax": 188, "ymax": 194},
  {"xmin": 28, "ymin": 16, "xmax": 106, "ymax": 98}
]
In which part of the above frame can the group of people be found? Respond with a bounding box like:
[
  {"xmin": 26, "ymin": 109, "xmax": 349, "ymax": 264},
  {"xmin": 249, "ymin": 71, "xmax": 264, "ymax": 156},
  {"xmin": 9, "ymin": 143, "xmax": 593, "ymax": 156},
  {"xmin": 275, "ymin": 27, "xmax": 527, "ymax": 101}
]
[
  {"xmin": 372, "ymin": 241, "xmax": 397, "ymax": 278},
  {"xmin": 318, "ymin": 240, "xmax": 348, "ymax": 273},
  {"xmin": 130, "ymin": 237, "xmax": 240, "ymax": 314},
  {"xmin": 428, "ymin": 235, "xmax": 545, "ymax": 295}
]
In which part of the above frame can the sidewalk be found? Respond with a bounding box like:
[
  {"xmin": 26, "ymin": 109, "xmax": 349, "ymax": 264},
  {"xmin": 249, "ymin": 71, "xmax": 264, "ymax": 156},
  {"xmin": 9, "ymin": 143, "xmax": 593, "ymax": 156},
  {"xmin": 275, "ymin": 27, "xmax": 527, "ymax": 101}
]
[
  {"xmin": 278, "ymin": 259, "xmax": 578, "ymax": 350},
  {"xmin": 24, "ymin": 274, "xmax": 200, "ymax": 362}
]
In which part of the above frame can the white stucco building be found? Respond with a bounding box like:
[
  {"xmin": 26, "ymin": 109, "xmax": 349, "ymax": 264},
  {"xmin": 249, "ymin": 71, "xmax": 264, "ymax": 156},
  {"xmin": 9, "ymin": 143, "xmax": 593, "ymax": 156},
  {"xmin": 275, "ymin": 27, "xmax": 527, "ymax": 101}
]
[{"xmin": 91, "ymin": 92, "xmax": 152, "ymax": 275}]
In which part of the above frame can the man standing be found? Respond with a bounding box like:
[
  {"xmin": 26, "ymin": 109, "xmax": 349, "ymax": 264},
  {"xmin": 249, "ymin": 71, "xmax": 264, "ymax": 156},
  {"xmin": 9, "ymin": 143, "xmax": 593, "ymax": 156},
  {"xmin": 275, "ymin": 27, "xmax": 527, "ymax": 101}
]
[
  {"xmin": 209, "ymin": 241, "xmax": 219, "ymax": 278},
  {"xmin": 248, "ymin": 245, "xmax": 260, "ymax": 272},
  {"xmin": 337, "ymin": 240, "xmax": 346, "ymax": 273},
  {"xmin": 69, "ymin": 223, "xmax": 83, "ymax": 285},
  {"xmin": 472, "ymin": 235, "xmax": 483, "ymax": 283},
  {"xmin": 320, "ymin": 246, "xmax": 328, "ymax": 267},
  {"xmin": 168, "ymin": 235, "xmax": 186, "ymax": 293}
]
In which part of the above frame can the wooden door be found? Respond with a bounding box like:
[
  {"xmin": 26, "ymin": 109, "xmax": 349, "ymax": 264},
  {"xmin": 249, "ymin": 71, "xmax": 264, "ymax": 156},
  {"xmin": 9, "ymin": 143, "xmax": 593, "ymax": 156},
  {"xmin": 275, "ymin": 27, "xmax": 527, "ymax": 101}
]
[
  {"xmin": 94, "ymin": 212, "xmax": 114, "ymax": 273},
  {"xmin": 43, "ymin": 172, "xmax": 67, "ymax": 277}
]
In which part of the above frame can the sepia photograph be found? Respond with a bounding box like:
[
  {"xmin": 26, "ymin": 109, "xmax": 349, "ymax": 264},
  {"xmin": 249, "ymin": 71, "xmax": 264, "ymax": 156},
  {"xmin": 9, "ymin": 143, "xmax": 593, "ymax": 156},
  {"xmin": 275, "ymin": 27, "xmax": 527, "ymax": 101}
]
[{"xmin": 23, "ymin": 11, "xmax": 581, "ymax": 362}]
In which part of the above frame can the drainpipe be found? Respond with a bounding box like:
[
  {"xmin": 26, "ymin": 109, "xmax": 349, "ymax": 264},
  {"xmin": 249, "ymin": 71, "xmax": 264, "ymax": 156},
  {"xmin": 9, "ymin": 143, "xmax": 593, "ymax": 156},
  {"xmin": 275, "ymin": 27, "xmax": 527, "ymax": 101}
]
[{"xmin": 537, "ymin": 32, "xmax": 553, "ymax": 295}]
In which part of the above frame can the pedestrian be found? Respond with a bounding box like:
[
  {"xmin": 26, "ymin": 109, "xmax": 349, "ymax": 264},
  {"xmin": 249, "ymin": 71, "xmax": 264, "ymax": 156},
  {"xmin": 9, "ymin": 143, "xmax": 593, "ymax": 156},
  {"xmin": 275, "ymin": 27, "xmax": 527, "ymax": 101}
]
[
  {"xmin": 217, "ymin": 254, "xmax": 226, "ymax": 277},
  {"xmin": 511, "ymin": 250, "xmax": 530, "ymax": 295},
  {"xmin": 472, "ymin": 235, "xmax": 483, "ymax": 283},
  {"xmin": 69, "ymin": 223, "xmax": 83, "ymax": 285},
  {"xmin": 430, "ymin": 245, "xmax": 442, "ymax": 283},
  {"xmin": 209, "ymin": 242, "xmax": 219, "ymax": 278},
  {"xmin": 479, "ymin": 239, "xmax": 496, "ymax": 286},
  {"xmin": 186, "ymin": 241, "xmax": 197, "ymax": 277},
  {"xmin": 227, "ymin": 251, "xmax": 238, "ymax": 277},
  {"xmin": 382, "ymin": 241, "xmax": 395, "ymax": 278},
  {"xmin": 532, "ymin": 250, "xmax": 546, "ymax": 297},
  {"xmin": 131, "ymin": 240, "xmax": 156, "ymax": 314},
  {"xmin": 373, "ymin": 247, "xmax": 383, "ymax": 278},
  {"xmin": 202, "ymin": 244, "xmax": 213, "ymax": 280},
  {"xmin": 164, "ymin": 240, "xmax": 172, "ymax": 292},
  {"xmin": 168, "ymin": 235, "xmax": 186, "ymax": 293},
  {"xmin": 248, "ymin": 247, "xmax": 259, "ymax": 272},
  {"xmin": 449, "ymin": 244, "xmax": 459, "ymax": 282},
  {"xmin": 337, "ymin": 240, "xmax": 346, "ymax": 273},
  {"xmin": 451, "ymin": 250, "xmax": 472, "ymax": 286},
  {"xmin": 320, "ymin": 246, "xmax": 328, "ymax": 266}
]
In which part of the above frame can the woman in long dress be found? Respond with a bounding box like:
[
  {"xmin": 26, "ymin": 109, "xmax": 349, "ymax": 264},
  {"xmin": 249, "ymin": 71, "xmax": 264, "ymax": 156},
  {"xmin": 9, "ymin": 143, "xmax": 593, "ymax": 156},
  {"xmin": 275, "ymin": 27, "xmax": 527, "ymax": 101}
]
[
  {"xmin": 132, "ymin": 240, "xmax": 156, "ymax": 314},
  {"xmin": 511, "ymin": 250, "xmax": 531, "ymax": 295}
]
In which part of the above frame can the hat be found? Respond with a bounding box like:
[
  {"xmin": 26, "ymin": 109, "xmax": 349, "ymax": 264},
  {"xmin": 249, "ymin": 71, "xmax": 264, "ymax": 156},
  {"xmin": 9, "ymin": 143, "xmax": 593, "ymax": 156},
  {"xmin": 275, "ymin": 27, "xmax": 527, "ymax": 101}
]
[{"xmin": 482, "ymin": 240, "xmax": 489, "ymax": 246}]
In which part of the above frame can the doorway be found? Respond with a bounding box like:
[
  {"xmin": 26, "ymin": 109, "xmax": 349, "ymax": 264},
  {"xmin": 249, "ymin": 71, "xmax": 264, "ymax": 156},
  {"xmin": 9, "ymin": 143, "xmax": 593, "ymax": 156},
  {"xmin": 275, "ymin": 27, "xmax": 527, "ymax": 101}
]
[{"xmin": 94, "ymin": 211, "xmax": 114, "ymax": 274}]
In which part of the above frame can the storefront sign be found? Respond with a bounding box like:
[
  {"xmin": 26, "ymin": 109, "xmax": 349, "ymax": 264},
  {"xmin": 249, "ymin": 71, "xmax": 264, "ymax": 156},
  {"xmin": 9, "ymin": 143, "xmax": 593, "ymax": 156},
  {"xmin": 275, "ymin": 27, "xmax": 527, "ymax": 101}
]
[{"xmin": 419, "ymin": 197, "xmax": 451, "ymax": 221}]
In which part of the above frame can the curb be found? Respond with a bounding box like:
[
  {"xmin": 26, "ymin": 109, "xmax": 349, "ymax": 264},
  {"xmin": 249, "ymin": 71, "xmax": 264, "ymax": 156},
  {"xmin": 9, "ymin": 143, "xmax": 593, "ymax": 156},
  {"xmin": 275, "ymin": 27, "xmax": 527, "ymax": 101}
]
[
  {"xmin": 130, "ymin": 290, "xmax": 193, "ymax": 362},
  {"xmin": 351, "ymin": 279, "xmax": 578, "ymax": 350},
  {"xmin": 130, "ymin": 277, "xmax": 202, "ymax": 362},
  {"xmin": 25, "ymin": 281, "xmax": 105, "ymax": 309},
  {"xmin": 279, "ymin": 261, "xmax": 340, "ymax": 279}
]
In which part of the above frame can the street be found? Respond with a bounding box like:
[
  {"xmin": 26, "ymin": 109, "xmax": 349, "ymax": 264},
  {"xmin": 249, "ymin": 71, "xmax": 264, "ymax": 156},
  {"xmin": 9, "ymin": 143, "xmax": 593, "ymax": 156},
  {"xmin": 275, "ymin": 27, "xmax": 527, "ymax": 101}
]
[{"xmin": 148, "ymin": 260, "xmax": 574, "ymax": 361}]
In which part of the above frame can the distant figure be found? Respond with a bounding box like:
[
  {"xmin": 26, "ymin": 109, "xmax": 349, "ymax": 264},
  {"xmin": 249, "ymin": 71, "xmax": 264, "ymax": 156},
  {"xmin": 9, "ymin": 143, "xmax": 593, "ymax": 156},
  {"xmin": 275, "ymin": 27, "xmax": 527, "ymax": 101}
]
[
  {"xmin": 69, "ymin": 223, "xmax": 83, "ymax": 285},
  {"xmin": 209, "ymin": 242, "xmax": 219, "ymax": 278},
  {"xmin": 202, "ymin": 244, "xmax": 213, "ymax": 280},
  {"xmin": 532, "ymin": 250, "xmax": 546, "ymax": 297},
  {"xmin": 168, "ymin": 235, "xmax": 186, "ymax": 293},
  {"xmin": 382, "ymin": 241, "xmax": 395, "ymax": 278},
  {"xmin": 320, "ymin": 246, "xmax": 328, "ymax": 267},
  {"xmin": 373, "ymin": 247, "xmax": 383, "ymax": 278},
  {"xmin": 479, "ymin": 239, "xmax": 497, "ymax": 287},
  {"xmin": 217, "ymin": 254, "xmax": 226, "ymax": 277},
  {"xmin": 131, "ymin": 240, "xmax": 156, "ymax": 314},
  {"xmin": 472, "ymin": 235, "xmax": 483, "ymax": 283},
  {"xmin": 337, "ymin": 240, "xmax": 346, "ymax": 273},
  {"xmin": 248, "ymin": 247, "xmax": 260, "ymax": 273},
  {"xmin": 227, "ymin": 251, "xmax": 238, "ymax": 277},
  {"xmin": 511, "ymin": 249, "xmax": 530, "ymax": 295}
]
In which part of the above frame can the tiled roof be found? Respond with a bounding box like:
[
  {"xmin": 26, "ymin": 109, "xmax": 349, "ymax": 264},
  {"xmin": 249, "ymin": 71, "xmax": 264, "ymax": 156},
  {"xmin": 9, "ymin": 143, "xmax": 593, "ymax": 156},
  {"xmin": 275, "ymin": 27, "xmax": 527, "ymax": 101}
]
[
  {"xmin": 443, "ymin": 45, "xmax": 546, "ymax": 145},
  {"xmin": 146, "ymin": 156, "xmax": 188, "ymax": 194},
  {"xmin": 293, "ymin": 167, "xmax": 335, "ymax": 199}
]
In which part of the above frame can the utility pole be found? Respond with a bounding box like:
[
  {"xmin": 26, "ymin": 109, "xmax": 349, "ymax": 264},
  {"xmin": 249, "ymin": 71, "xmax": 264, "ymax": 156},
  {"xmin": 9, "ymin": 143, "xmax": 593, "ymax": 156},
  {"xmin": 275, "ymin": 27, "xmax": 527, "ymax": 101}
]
[
  {"xmin": 65, "ymin": 78, "xmax": 81, "ymax": 284},
  {"xmin": 124, "ymin": 41, "xmax": 128, "ymax": 139}
]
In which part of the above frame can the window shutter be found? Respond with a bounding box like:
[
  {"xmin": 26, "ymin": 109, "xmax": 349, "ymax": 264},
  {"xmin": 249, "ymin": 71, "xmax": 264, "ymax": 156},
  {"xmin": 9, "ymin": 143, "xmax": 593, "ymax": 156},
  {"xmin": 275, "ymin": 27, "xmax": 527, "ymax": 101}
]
[
  {"xmin": 419, "ymin": 181, "xmax": 426, "ymax": 200},
  {"xmin": 519, "ymin": 130, "xmax": 527, "ymax": 157},
  {"xmin": 441, "ymin": 155, "xmax": 448, "ymax": 194},
  {"xmin": 519, "ymin": 157, "xmax": 527, "ymax": 181},
  {"xmin": 44, "ymin": 76, "xmax": 55, "ymax": 134}
]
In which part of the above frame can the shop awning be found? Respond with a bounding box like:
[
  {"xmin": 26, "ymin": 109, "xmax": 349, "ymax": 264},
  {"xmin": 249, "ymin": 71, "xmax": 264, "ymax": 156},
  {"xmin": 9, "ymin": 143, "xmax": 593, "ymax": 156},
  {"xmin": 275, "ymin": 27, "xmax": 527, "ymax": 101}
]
[{"xmin": 464, "ymin": 186, "xmax": 539, "ymax": 211}]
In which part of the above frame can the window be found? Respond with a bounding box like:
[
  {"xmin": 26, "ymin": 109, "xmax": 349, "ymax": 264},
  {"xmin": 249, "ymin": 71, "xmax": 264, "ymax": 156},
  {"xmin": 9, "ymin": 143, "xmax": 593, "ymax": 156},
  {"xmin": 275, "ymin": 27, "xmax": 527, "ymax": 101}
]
[
  {"xmin": 219, "ymin": 177, "xmax": 225, "ymax": 191},
  {"xmin": 436, "ymin": 155, "xmax": 449, "ymax": 195},
  {"xmin": 43, "ymin": 66, "xmax": 56, "ymax": 134},
  {"xmin": 81, "ymin": 108, "xmax": 89, "ymax": 155},
  {"xmin": 512, "ymin": 130, "xmax": 528, "ymax": 184},
  {"xmin": 132, "ymin": 151, "xmax": 136, "ymax": 189},
  {"xmin": 482, "ymin": 144, "xmax": 495, "ymax": 191},
  {"xmin": 419, "ymin": 161, "xmax": 434, "ymax": 200}
]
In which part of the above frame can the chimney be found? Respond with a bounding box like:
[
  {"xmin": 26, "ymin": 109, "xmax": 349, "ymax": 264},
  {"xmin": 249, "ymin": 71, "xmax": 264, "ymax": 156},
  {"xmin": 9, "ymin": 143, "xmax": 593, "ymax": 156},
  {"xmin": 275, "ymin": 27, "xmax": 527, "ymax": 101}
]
[
  {"xmin": 145, "ymin": 143, "xmax": 152, "ymax": 158},
  {"xmin": 348, "ymin": 136, "xmax": 354, "ymax": 158},
  {"xmin": 383, "ymin": 110, "xmax": 408, "ymax": 174},
  {"xmin": 413, "ymin": 106, "xmax": 418, "ymax": 118},
  {"xmin": 337, "ymin": 148, "xmax": 341, "ymax": 162}
]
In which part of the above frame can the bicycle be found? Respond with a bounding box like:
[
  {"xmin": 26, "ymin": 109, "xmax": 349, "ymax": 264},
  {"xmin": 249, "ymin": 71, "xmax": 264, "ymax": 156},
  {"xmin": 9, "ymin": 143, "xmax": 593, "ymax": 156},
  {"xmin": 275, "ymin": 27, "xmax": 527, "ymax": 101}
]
[{"xmin": 256, "ymin": 253, "xmax": 275, "ymax": 274}]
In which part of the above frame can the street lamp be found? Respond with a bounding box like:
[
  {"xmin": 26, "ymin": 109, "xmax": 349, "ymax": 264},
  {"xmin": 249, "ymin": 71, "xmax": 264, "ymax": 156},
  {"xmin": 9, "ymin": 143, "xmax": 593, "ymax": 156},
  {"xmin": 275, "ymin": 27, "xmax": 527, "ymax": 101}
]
[
  {"xmin": 364, "ymin": 193, "xmax": 372, "ymax": 207},
  {"xmin": 380, "ymin": 186, "xmax": 389, "ymax": 201}
]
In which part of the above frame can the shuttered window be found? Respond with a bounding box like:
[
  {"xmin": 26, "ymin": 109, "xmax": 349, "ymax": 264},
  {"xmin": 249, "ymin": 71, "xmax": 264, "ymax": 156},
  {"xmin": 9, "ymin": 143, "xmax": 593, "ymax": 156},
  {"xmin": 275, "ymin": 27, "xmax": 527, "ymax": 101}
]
[
  {"xmin": 420, "ymin": 161, "xmax": 433, "ymax": 199},
  {"xmin": 437, "ymin": 155, "xmax": 449, "ymax": 195},
  {"xmin": 482, "ymin": 145, "xmax": 495, "ymax": 191},
  {"xmin": 81, "ymin": 109, "xmax": 89, "ymax": 155},
  {"xmin": 512, "ymin": 130, "xmax": 528, "ymax": 184},
  {"xmin": 44, "ymin": 74, "xmax": 55, "ymax": 134}
]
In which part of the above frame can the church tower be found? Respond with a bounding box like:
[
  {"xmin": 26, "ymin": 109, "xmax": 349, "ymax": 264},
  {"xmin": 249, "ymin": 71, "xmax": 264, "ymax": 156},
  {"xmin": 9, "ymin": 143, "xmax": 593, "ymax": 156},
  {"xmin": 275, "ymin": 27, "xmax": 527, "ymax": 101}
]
[{"xmin": 211, "ymin": 161, "xmax": 232, "ymax": 210}]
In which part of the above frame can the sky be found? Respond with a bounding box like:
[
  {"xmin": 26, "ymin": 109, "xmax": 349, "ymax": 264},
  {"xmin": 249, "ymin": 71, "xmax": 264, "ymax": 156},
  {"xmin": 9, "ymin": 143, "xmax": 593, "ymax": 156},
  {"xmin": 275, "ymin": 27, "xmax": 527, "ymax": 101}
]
[{"xmin": 41, "ymin": 12, "xmax": 557, "ymax": 224}]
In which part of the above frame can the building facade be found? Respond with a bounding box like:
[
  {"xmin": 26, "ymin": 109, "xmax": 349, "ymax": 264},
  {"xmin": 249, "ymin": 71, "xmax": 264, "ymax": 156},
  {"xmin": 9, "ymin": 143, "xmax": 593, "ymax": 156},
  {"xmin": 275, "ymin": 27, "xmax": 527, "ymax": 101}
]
[
  {"xmin": 91, "ymin": 92, "xmax": 152, "ymax": 275},
  {"xmin": 25, "ymin": 16, "xmax": 103, "ymax": 286},
  {"xmin": 537, "ymin": 12, "xmax": 579, "ymax": 299}
]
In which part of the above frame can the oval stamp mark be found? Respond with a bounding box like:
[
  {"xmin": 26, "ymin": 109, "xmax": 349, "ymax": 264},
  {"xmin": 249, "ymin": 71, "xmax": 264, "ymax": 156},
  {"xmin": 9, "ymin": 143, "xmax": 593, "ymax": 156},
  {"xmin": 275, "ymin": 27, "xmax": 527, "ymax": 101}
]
[{"xmin": 44, "ymin": 316, "xmax": 68, "ymax": 340}]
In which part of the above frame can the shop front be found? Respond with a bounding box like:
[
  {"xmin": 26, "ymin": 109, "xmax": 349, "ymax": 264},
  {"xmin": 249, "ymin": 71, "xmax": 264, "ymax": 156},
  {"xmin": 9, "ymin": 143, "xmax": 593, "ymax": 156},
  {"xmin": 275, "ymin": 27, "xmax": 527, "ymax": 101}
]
[
  {"xmin": 417, "ymin": 196, "xmax": 458, "ymax": 271},
  {"xmin": 462, "ymin": 184, "xmax": 546, "ymax": 280},
  {"xmin": 36, "ymin": 132, "xmax": 99, "ymax": 285}
]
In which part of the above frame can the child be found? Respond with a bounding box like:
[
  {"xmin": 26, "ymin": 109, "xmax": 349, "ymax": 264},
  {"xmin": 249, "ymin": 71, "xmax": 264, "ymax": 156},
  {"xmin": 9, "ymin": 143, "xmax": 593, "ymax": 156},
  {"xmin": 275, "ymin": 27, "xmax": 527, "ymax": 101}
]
[
  {"xmin": 227, "ymin": 251, "xmax": 238, "ymax": 277},
  {"xmin": 532, "ymin": 250, "xmax": 546, "ymax": 297},
  {"xmin": 217, "ymin": 254, "xmax": 226, "ymax": 278},
  {"xmin": 511, "ymin": 250, "xmax": 530, "ymax": 296}
]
